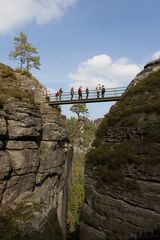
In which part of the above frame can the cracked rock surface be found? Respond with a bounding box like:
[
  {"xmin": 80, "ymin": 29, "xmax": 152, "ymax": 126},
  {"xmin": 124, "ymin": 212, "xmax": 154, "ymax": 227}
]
[
  {"xmin": 0, "ymin": 65, "xmax": 72, "ymax": 240},
  {"xmin": 80, "ymin": 60, "xmax": 160, "ymax": 240}
]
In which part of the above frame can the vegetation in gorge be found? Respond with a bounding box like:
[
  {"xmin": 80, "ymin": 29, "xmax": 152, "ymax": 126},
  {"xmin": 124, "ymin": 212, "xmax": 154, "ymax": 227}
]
[
  {"xmin": 66, "ymin": 117, "xmax": 96, "ymax": 240},
  {"xmin": 67, "ymin": 152, "xmax": 85, "ymax": 240},
  {"xmin": 70, "ymin": 104, "xmax": 88, "ymax": 119},
  {"xmin": 0, "ymin": 204, "xmax": 36, "ymax": 240},
  {"xmin": 0, "ymin": 205, "xmax": 63, "ymax": 240},
  {"xmin": 87, "ymin": 69, "xmax": 160, "ymax": 185}
]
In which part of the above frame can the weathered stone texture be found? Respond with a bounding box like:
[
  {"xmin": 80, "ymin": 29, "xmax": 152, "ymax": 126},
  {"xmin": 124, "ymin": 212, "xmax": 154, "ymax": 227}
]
[
  {"xmin": 80, "ymin": 60, "xmax": 160, "ymax": 240},
  {"xmin": 0, "ymin": 71, "xmax": 72, "ymax": 239}
]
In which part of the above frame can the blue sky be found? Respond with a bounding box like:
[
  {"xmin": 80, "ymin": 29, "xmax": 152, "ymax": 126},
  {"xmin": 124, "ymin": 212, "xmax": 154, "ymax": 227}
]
[{"xmin": 0, "ymin": 0, "xmax": 160, "ymax": 119}]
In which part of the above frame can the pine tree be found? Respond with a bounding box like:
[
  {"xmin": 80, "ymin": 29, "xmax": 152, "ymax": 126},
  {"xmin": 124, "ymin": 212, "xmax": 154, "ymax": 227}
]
[
  {"xmin": 9, "ymin": 32, "xmax": 27, "ymax": 70},
  {"xmin": 9, "ymin": 32, "xmax": 41, "ymax": 72},
  {"xmin": 70, "ymin": 104, "xmax": 88, "ymax": 119}
]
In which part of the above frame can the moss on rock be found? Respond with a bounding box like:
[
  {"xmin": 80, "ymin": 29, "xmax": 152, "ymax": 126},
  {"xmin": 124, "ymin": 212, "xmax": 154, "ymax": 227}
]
[
  {"xmin": 86, "ymin": 69, "xmax": 160, "ymax": 186},
  {"xmin": 0, "ymin": 63, "xmax": 34, "ymax": 108}
]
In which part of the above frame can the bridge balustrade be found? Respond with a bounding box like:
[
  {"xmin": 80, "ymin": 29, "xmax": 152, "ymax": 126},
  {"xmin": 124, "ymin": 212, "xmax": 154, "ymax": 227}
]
[{"xmin": 48, "ymin": 87, "xmax": 126, "ymax": 102}]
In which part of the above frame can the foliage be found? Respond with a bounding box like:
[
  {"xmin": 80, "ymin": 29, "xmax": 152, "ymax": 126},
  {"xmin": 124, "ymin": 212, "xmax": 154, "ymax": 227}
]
[
  {"xmin": 0, "ymin": 214, "xmax": 21, "ymax": 240},
  {"xmin": 9, "ymin": 32, "xmax": 41, "ymax": 72},
  {"xmin": 0, "ymin": 66, "xmax": 16, "ymax": 79},
  {"xmin": 15, "ymin": 67, "xmax": 32, "ymax": 77},
  {"xmin": 70, "ymin": 104, "xmax": 88, "ymax": 119},
  {"xmin": 0, "ymin": 204, "xmax": 62, "ymax": 240},
  {"xmin": 0, "ymin": 204, "xmax": 33, "ymax": 240},
  {"xmin": 66, "ymin": 117, "xmax": 78, "ymax": 144},
  {"xmin": 66, "ymin": 117, "xmax": 96, "ymax": 147},
  {"xmin": 86, "ymin": 69, "xmax": 160, "ymax": 185},
  {"xmin": 143, "ymin": 117, "xmax": 160, "ymax": 141},
  {"xmin": 0, "ymin": 64, "xmax": 34, "ymax": 107},
  {"xmin": 66, "ymin": 117, "xmax": 96, "ymax": 240},
  {"xmin": 0, "ymin": 85, "xmax": 34, "ymax": 107},
  {"xmin": 94, "ymin": 69, "xmax": 160, "ymax": 143},
  {"xmin": 87, "ymin": 139, "xmax": 160, "ymax": 185},
  {"xmin": 67, "ymin": 153, "xmax": 85, "ymax": 240}
]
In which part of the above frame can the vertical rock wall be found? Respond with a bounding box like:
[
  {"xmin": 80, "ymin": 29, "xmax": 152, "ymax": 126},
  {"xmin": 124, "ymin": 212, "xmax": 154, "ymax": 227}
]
[
  {"xmin": 80, "ymin": 59, "xmax": 160, "ymax": 240},
  {"xmin": 0, "ymin": 68, "xmax": 72, "ymax": 240}
]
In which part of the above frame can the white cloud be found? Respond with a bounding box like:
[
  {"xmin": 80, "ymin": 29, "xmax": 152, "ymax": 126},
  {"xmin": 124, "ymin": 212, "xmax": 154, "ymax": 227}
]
[
  {"xmin": 151, "ymin": 51, "xmax": 160, "ymax": 61},
  {"xmin": 69, "ymin": 54, "xmax": 141, "ymax": 89},
  {"xmin": 0, "ymin": 0, "xmax": 77, "ymax": 34}
]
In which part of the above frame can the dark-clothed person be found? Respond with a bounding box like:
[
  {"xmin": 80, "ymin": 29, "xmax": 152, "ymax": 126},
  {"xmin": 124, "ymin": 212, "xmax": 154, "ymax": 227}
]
[
  {"xmin": 101, "ymin": 85, "xmax": 105, "ymax": 97},
  {"xmin": 59, "ymin": 88, "xmax": 63, "ymax": 101},
  {"xmin": 78, "ymin": 86, "xmax": 83, "ymax": 99},
  {"xmin": 70, "ymin": 87, "xmax": 74, "ymax": 100},
  {"xmin": 86, "ymin": 87, "xmax": 89, "ymax": 99},
  {"xmin": 55, "ymin": 91, "xmax": 59, "ymax": 101}
]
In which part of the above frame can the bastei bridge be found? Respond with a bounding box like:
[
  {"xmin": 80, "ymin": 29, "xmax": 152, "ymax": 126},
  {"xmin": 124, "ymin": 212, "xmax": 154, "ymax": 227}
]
[{"xmin": 47, "ymin": 87, "xmax": 127, "ymax": 106}]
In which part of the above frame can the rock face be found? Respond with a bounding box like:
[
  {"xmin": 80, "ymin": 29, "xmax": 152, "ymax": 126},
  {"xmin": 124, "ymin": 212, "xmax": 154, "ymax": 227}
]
[
  {"xmin": 0, "ymin": 64, "xmax": 72, "ymax": 240},
  {"xmin": 80, "ymin": 59, "xmax": 160, "ymax": 240}
]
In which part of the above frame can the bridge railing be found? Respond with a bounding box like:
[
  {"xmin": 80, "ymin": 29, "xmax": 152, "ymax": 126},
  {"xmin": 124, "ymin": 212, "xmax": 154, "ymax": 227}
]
[{"xmin": 48, "ymin": 87, "xmax": 126, "ymax": 102}]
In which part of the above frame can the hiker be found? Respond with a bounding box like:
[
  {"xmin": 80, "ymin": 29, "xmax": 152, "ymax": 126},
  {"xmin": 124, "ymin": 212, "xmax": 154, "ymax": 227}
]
[
  {"xmin": 31, "ymin": 86, "xmax": 35, "ymax": 96},
  {"xmin": 46, "ymin": 89, "xmax": 50, "ymax": 101},
  {"xmin": 101, "ymin": 85, "xmax": 105, "ymax": 97},
  {"xmin": 86, "ymin": 87, "xmax": 89, "ymax": 99},
  {"xmin": 70, "ymin": 87, "xmax": 74, "ymax": 100},
  {"xmin": 96, "ymin": 84, "xmax": 101, "ymax": 98},
  {"xmin": 78, "ymin": 86, "xmax": 83, "ymax": 99},
  {"xmin": 55, "ymin": 91, "xmax": 59, "ymax": 101},
  {"xmin": 59, "ymin": 88, "xmax": 63, "ymax": 101}
]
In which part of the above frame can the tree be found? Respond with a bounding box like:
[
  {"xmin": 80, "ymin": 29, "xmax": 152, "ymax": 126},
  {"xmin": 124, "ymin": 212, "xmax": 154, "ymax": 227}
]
[
  {"xmin": 9, "ymin": 32, "xmax": 41, "ymax": 72},
  {"xmin": 70, "ymin": 104, "xmax": 88, "ymax": 119}
]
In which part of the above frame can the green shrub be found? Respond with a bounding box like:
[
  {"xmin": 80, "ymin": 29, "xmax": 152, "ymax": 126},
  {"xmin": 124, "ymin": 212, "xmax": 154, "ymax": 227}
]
[
  {"xmin": 0, "ymin": 64, "xmax": 35, "ymax": 107},
  {"xmin": 95, "ymin": 69, "xmax": 160, "ymax": 143},
  {"xmin": 0, "ymin": 206, "xmax": 25, "ymax": 240},
  {"xmin": 87, "ymin": 138, "xmax": 160, "ymax": 185},
  {"xmin": 143, "ymin": 118, "xmax": 160, "ymax": 141},
  {"xmin": 67, "ymin": 153, "xmax": 85, "ymax": 239},
  {"xmin": 0, "ymin": 84, "xmax": 34, "ymax": 107},
  {"xmin": 0, "ymin": 65, "xmax": 16, "ymax": 79},
  {"xmin": 66, "ymin": 118, "xmax": 96, "ymax": 239},
  {"xmin": 15, "ymin": 68, "xmax": 32, "ymax": 77}
]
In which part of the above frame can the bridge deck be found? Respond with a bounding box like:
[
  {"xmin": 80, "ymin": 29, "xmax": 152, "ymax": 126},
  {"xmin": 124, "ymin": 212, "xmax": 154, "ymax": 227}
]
[
  {"xmin": 49, "ymin": 96, "xmax": 122, "ymax": 105},
  {"xmin": 47, "ymin": 87, "xmax": 126, "ymax": 105}
]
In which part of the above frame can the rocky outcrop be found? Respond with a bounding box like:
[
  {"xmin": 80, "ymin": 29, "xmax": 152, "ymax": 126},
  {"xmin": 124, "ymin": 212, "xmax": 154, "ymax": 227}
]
[
  {"xmin": 80, "ymin": 59, "xmax": 160, "ymax": 240},
  {"xmin": 0, "ymin": 64, "xmax": 72, "ymax": 240}
]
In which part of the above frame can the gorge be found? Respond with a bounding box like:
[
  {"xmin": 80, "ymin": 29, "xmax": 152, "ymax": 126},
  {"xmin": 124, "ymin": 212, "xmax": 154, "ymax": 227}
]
[{"xmin": 0, "ymin": 58, "xmax": 160, "ymax": 240}]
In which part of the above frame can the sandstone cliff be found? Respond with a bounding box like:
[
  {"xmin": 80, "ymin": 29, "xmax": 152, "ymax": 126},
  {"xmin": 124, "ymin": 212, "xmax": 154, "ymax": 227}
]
[
  {"xmin": 0, "ymin": 64, "xmax": 72, "ymax": 240},
  {"xmin": 80, "ymin": 59, "xmax": 160, "ymax": 240}
]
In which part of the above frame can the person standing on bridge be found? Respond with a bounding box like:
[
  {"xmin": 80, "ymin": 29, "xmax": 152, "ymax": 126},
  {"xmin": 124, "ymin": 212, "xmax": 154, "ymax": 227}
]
[
  {"xmin": 101, "ymin": 85, "xmax": 105, "ymax": 98},
  {"xmin": 96, "ymin": 84, "xmax": 101, "ymax": 98},
  {"xmin": 55, "ymin": 91, "xmax": 59, "ymax": 101},
  {"xmin": 70, "ymin": 87, "xmax": 74, "ymax": 100},
  {"xmin": 86, "ymin": 87, "xmax": 89, "ymax": 99},
  {"xmin": 59, "ymin": 88, "xmax": 63, "ymax": 101},
  {"xmin": 78, "ymin": 86, "xmax": 83, "ymax": 99},
  {"xmin": 46, "ymin": 89, "xmax": 51, "ymax": 101},
  {"xmin": 31, "ymin": 86, "xmax": 35, "ymax": 97}
]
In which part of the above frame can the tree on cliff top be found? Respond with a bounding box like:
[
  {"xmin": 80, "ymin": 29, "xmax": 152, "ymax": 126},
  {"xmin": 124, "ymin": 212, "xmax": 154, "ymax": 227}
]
[
  {"xmin": 70, "ymin": 104, "xmax": 88, "ymax": 119},
  {"xmin": 9, "ymin": 32, "xmax": 41, "ymax": 72}
]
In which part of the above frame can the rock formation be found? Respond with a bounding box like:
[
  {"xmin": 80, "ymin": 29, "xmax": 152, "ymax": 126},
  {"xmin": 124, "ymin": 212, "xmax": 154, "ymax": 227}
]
[
  {"xmin": 0, "ymin": 64, "xmax": 72, "ymax": 240},
  {"xmin": 80, "ymin": 59, "xmax": 160, "ymax": 240}
]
